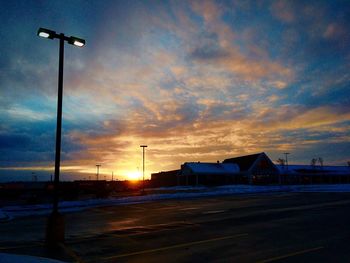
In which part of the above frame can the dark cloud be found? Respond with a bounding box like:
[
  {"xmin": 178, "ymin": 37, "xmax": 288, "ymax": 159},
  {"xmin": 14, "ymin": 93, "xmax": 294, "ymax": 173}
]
[
  {"xmin": 0, "ymin": 134, "xmax": 31, "ymax": 149},
  {"xmin": 190, "ymin": 45, "xmax": 229, "ymax": 61},
  {"xmin": 187, "ymin": 30, "xmax": 229, "ymax": 61},
  {"xmin": 190, "ymin": 46, "xmax": 229, "ymax": 61}
]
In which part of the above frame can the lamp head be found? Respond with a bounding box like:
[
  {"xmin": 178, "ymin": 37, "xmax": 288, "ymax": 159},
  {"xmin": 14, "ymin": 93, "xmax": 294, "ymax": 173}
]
[
  {"xmin": 68, "ymin": 36, "xmax": 85, "ymax": 47},
  {"xmin": 37, "ymin": 28, "xmax": 56, "ymax": 39}
]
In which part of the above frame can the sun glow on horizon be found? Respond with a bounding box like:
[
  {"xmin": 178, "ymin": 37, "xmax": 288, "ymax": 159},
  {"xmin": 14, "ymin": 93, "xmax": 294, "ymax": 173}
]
[
  {"xmin": 53, "ymin": 164, "xmax": 151, "ymax": 181},
  {"xmin": 126, "ymin": 170, "xmax": 142, "ymax": 181}
]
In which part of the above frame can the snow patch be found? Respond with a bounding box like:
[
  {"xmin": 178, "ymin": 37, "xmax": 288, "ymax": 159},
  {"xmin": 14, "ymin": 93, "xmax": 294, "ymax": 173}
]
[{"xmin": 2, "ymin": 184, "xmax": 350, "ymax": 220}]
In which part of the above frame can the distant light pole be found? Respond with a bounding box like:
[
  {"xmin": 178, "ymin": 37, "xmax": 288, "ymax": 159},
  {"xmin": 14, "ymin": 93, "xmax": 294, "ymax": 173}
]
[
  {"xmin": 38, "ymin": 27, "xmax": 85, "ymax": 246},
  {"xmin": 140, "ymin": 145, "xmax": 148, "ymax": 193},
  {"xmin": 32, "ymin": 172, "xmax": 36, "ymax": 182},
  {"xmin": 96, "ymin": 164, "xmax": 101, "ymax": 180},
  {"xmin": 284, "ymin": 152, "xmax": 290, "ymax": 170}
]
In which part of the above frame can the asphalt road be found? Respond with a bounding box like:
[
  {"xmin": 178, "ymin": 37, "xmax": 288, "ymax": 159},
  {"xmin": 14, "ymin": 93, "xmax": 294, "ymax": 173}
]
[{"xmin": 1, "ymin": 192, "xmax": 350, "ymax": 262}]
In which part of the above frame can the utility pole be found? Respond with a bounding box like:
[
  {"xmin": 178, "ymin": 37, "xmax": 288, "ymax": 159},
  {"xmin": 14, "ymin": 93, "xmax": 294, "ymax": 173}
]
[
  {"xmin": 140, "ymin": 145, "xmax": 148, "ymax": 194},
  {"xmin": 112, "ymin": 171, "xmax": 114, "ymax": 181},
  {"xmin": 96, "ymin": 164, "xmax": 101, "ymax": 181}
]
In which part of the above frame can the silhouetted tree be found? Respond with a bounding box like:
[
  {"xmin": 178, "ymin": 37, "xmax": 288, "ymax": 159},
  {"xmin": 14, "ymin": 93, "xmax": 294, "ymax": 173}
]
[
  {"xmin": 276, "ymin": 158, "xmax": 285, "ymax": 185},
  {"xmin": 311, "ymin": 158, "xmax": 317, "ymax": 168},
  {"xmin": 318, "ymin": 157, "xmax": 323, "ymax": 167},
  {"xmin": 277, "ymin": 158, "xmax": 285, "ymax": 167},
  {"xmin": 318, "ymin": 157, "xmax": 324, "ymax": 184}
]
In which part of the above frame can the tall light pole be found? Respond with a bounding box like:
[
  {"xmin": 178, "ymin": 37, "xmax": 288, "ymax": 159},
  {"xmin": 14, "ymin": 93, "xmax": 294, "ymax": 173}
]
[
  {"xmin": 38, "ymin": 27, "xmax": 85, "ymax": 246},
  {"xmin": 284, "ymin": 152, "xmax": 290, "ymax": 170},
  {"xmin": 96, "ymin": 164, "xmax": 101, "ymax": 180},
  {"xmin": 140, "ymin": 145, "xmax": 147, "ymax": 194}
]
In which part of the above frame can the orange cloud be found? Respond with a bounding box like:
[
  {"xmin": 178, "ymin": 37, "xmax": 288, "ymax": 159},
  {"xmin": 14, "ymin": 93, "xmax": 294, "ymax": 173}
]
[{"xmin": 188, "ymin": 1, "xmax": 293, "ymax": 85}]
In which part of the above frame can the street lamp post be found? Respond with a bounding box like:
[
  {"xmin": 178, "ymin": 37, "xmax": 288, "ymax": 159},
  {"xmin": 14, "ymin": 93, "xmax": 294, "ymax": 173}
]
[
  {"xmin": 284, "ymin": 152, "xmax": 290, "ymax": 170},
  {"xmin": 38, "ymin": 27, "xmax": 85, "ymax": 246},
  {"xmin": 283, "ymin": 152, "xmax": 290, "ymax": 185},
  {"xmin": 96, "ymin": 164, "xmax": 101, "ymax": 181},
  {"xmin": 140, "ymin": 145, "xmax": 147, "ymax": 194}
]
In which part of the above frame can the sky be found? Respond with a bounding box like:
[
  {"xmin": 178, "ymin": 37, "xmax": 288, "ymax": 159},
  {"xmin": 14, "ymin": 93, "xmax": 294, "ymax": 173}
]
[{"xmin": 1, "ymin": 0, "xmax": 350, "ymax": 181}]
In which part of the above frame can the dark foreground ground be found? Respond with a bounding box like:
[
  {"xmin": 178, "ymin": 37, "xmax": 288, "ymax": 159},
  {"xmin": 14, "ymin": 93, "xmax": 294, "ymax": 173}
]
[{"xmin": 1, "ymin": 192, "xmax": 350, "ymax": 262}]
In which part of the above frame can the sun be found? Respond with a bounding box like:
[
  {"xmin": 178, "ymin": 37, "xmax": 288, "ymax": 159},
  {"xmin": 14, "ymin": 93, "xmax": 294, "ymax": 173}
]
[{"xmin": 127, "ymin": 171, "xmax": 141, "ymax": 181}]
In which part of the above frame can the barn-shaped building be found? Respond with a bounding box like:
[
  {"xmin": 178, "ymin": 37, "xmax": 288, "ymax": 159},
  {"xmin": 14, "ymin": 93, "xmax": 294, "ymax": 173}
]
[{"xmin": 223, "ymin": 152, "xmax": 279, "ymax": 184}]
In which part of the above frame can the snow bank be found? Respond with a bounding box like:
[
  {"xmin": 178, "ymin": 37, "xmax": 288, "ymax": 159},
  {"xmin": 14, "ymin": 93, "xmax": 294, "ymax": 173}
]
[
  {"xmin": 289, "ymin": 184, "xmax": 350, "ymax": 192},
  {"xmin": 0, "ymin": 209, "xmax": 10, "ymax": 222},
  {"xmin": 1, "ymin": 185, "xmax": 286, "ymax": 218},
  {"xmin": 2, "ymin": 184, "xmax": 350, "ymax": 220}
]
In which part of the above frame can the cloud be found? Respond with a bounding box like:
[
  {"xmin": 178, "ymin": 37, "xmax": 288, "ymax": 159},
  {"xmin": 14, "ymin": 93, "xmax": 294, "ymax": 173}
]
[
  {"xmin": 3, "ymin": 105, "xmax": 53, "ymax": 122},
  {"xmin": 190, "ymin": 41, "xmax": 229, "ymax": 61},
  {"xmin": 2, "ymin": 0, "xmax": 350, "ymax": 177},
  {"xmin": 317, "ymin": 19, "xmax": 350, "ymax": 53},
  {"xmin": 270, "ymin": 0, "xmax": 295, "ymax": 23},
  {"xmin": 267, "ymin": 95, "xmax": 281, "ymax": 103},
  {"xmin": 323, "ymin": 23, "xmax": 348, "ymax": 41},
  {"xmin": 191, "ymin": 0, "xmax": 223, "ymax": 24},
  {"xmin": 250, "ymin": 105, "xmax": 350, "ymax": 132},
  {"xmin": 187, "ymin": 1, "xmax": 293, "ymax": 85}
]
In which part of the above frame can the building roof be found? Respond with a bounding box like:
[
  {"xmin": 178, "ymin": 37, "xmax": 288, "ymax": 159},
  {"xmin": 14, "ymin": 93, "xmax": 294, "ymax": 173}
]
[
  {"xmin": 276, "ymin": 164, "xmax": 350, "ymax": 175},
  {"xmin": 223, "ymin": 153, "xmax": 263, "ymax": 171},
  {"xmin": 152, "ymin": 169, "xmax": 180, "ymax": 175},
  {"xmin": 183, "ymin": 162, "xmax": 240, "ymax": 175}
]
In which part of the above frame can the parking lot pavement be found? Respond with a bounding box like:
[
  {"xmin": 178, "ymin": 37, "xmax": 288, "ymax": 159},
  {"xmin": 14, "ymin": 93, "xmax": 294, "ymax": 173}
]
[{"xmin": 1, "ymin": 192, "xmax": 350, "ymax": 262}]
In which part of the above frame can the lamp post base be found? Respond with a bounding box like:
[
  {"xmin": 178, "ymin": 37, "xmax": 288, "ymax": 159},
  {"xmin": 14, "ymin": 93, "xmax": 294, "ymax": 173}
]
[{"xmin": 45, "ymin": 211, "xmax": 65, "ymax": 247}]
